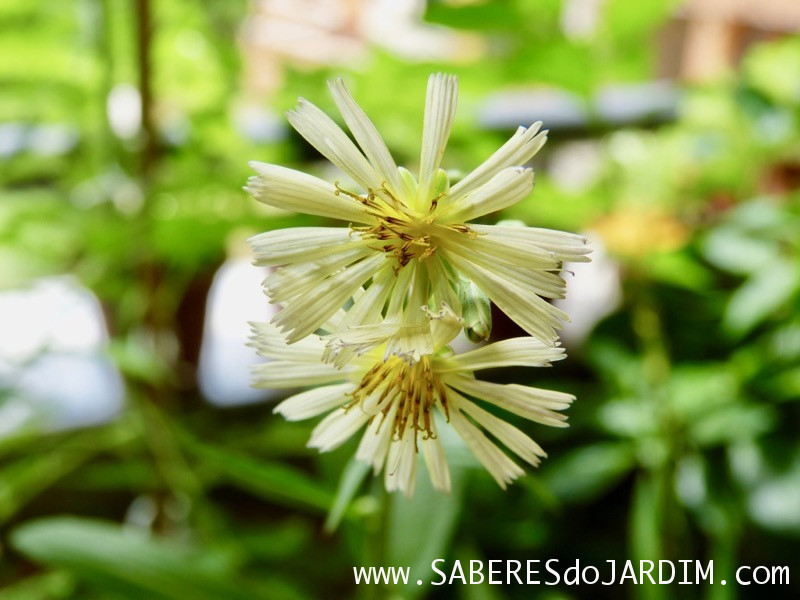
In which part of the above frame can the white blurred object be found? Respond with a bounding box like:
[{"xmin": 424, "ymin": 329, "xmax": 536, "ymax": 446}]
[
  {"xmin": 360, "ymin": 0, "xmax": 483, "ymax": 61},
  {"xmin": 478, "ymin": 88, "xmax": 588, "ymax": 131},
  {"xmin": 198, "ymin": 258, "xmax": 279, "ymax": 406},
  {"xmin": 594, "ymin": 81, "xmax": 679, "ymax": 125},
  {"xmin": 0, "ymin": 277, "xmax": 124, "ymax": 435},
  {"xmin": 27, "ymin": 124, "xmax": 80, "ymax": 157},
  {"xmin": 548, "ymin": 140, "xmax": 605, "ymax": 193},
  {"xmin": 748, "ymin": 461, "xmax": 800, "ymax": 531},
  {"xmin": 241, "ymin": 0, "xmax": 366, "ymax": 68},
  {"xmin": 555, "ymin": 234, "xmax": 622, "ymax": 347},
  {"xmin": 240, "ymin": 0, "xmax": 481, "ymax": 99},
  {"xmin": 107, "ymin": 84, "xmax": 142, "ymax": 140},
  {"xmin": 0, "ymin": 123, "xmax": 27, "ymax": 158},
  {"xmin": 561, "ymin": 0, "xmax": 606, "ymax": 40},
  {"xmin": 233, "ymin": 102, "xmax": 286, "ymax": 143}
]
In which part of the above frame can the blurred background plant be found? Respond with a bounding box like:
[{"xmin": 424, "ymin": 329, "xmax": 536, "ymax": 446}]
[{"xmin": 1, "ymin": 0, "xmax": 798, "ymax": 598}]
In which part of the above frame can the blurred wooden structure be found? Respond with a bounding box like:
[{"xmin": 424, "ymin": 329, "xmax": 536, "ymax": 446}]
[
  {"xmin": 239, "ymin": 0, "xmax": 481, "ymax": 100},
  {"xmin": 660, "ymin": 0, "xmax": 800, "ymax": 81},
  {"xmin": 239, "ymin": 0, "xmax": 367, "ymax": 99}
]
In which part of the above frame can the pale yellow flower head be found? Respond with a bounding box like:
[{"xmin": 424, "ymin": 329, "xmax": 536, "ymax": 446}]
[
  {"xmin": 246, "ymin": 74, "xmax": 590, "ymax": 362},
  {"xmin": 250, "ymin": 322, "xmax": 573, "ymax": 496}
]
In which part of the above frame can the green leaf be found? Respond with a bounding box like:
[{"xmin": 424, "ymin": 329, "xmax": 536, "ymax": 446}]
[
  {"xmin": 702, "ymin": 226, "xmax": 777, "ymax": 275},
  {"xmin": 691, "ymin": 405, "xmax": 775, "ymax": 446},
  {"xmin": 324, "ymin": 457, "xmax": 370, "ymax": 533},
  {"xmin": 630, "ymin": 473, "xmax": 662, "ymax": 560},
  {"xmin": 667, "ymin": 364, "xmax": 738, "ymax": 419},
  {"xmin": 723, "ymin": 258, "xmax": 800, "ymax": 335},
  {"xmin": 231, "ymin": 520, "xmax": 312, "ymax": 561},
  {"xmin": 0, "ymin": 425, "xmax": 135, "ymax": 522},
  {"xmin": 543, "ymin": 443, "xmax": 635, "ymax": 502},
  {"xmin": 597, "ymin": 398, "xmax": 657, "ymax": 438},
  {"xmin": 744, "ymin": 37, "xmax": 800, "ymax": 105},
  {"xmin": 176, "ymin": 429, "xmax": 333, "ymax": 513},
  {"xmin": 708, "ymin": 528, "xmax": 738, "ymax": 600},
  {"xmin": 385, "ymin": 463, "xmax": 465, "ymax": 596},
  {"xmin": 424, "ymin": 2, "xmax": 522, "ymax": 31},
  {"xmin": 0, "ymin": 570, "xmax": 75, "ymax": 600},
  {"xmin": 642, "ymin": 250, "xmax": 712, "ymax": 290},
  {"xmin": 629, "ymin": 474, "xmax": 667, "ymax": 600},
  {"xmin": 771, "ymin": 366, "xmax": 800, "ymax": 399},
  {"xmin": 604, "ymin": 0, "xmax": 680, "ymax": 39},
  {"xmin": 10, "ymin": 517, "xmax": 261, "ymax": 600}
]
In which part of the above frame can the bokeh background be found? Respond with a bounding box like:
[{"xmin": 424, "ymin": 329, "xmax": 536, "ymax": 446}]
[{"xmin": 1, "ymin": 0, "xmax": 799, "ymax": 598}]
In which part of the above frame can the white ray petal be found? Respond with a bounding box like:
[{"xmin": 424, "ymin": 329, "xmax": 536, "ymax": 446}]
[
  {"xmin": 441, "ymin": 166, "xmax": 533, "ymax": 223},
  {"xmin": 449, "ymin": 123, "xmax": 546, "ymax": 199},
  {"xmin": 425, "ymin": 303, "xmax": 462, "ymax": 351},
  {"xmin": 247, "ymin": 163, "xmax": 369, "ymax": 223},
  {"xmin": 287, "ymin": 99, "xmax": 381, "ymax": 192},
  {"xmin": 445, "ymin": 251, "xmax": 566, "ymax": 344},
  {"xmin": 425, "ymin": 255, "xmax": 461, "ymax": 314},
  {"xmin": 385, "ymin": 427, "xmax": 418, "ymax": 497},
  {"xmin": 356, "ymin": 402, "xmax": 398, "ymax": 473},
  {"xmin": 323, "ymin": 265, "xmax": 397, "ymax": 366},
  {"xmin": 435, "ymin": 337, "xmax": 566, "ymax": 373},
  {"xmin": 455, "ymin": 394, "xmax": 546, "ymax": 466},
  {"xmin": 325, "ymin": 323, "xmax": 401, "ymax": 366},
  {"xmin": 472, "ymin": 224, "xmax": 591, "ymax": 263},
  {"xmin": 383, "ymin": 265, "xmax": 434, "ymax": 360},
  {"xmin": 249, "ymin": 227, "xmax": 365, "ymax": 266},
  {"xmin": 328, "ymin": 78, "xmax": 404, "ymax": 199},
  {"xmin": 308, "ymin": 407, "xmax": 371, "ymax": 452},
  {"xmin": 444, "ymin": 242, "xmax": 566, "ymax": 299},
  {"xmin": 384, "ymin": 324, "xmax": 433, "ymax": 363},
  {"xmin": 383, "ymin": 259, "xmax": 415, "ymax": 318},
  {"xmin": 248, "ymin": 322, "xmax": 325, "ymax": 361},
  {"xmin": 447, "ymin": 404, "xmax": 523, "ymax": 489},
  {"xmin": 421, "ymin": 417, "xmax": 451, "ymax": 493},
  {"xmin": 417, "ymin": 73, "xmax": 458, "ymax": 210},
  {"xmin": 251, "ymin": 361, "xmax": 351, "ymax": 389},
  {"xmin": 444, "ymin": 375, "xmax": 573, "ymax": 427},
  {"xmin": 320, "ymin": 287, "xmax": 366, "ymax": 334},
  {"xmin": 337, "ymin": 264, "xmax": 396, "ymax": 328},
  {"xmin": 447, "ymin": 232, "xmax": 558, "ymax": 269},
  {"xmin": 274, "ymin": 382, "xmax": 353, "ymax": 421},
  {"xmin": 271, "ymin": 253, "xmax": 386, "ymax": 343},
  {"xmin": 265, "ymin": 245, "xmax": 374, "ymax": 303}
]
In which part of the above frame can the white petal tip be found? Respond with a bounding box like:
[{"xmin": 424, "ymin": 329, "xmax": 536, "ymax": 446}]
[{"xmin": 249, "ymin": 160, "xmax": 270, "ymax": 174}]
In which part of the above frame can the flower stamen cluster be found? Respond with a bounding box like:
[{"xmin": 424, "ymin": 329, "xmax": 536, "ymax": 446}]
[{"xmin": 345, "ymin": 355, "xmax": 447, "ymax": 449}]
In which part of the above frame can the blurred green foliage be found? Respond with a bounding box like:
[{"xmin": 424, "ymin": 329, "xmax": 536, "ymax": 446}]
[{"xmin": 1, "ymin": 1, "xmax": 799, "ymax": 599}]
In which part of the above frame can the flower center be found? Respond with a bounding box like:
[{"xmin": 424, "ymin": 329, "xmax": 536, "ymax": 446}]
[
  {"xmin": 347, "ymin": 355, "xmax": 450, "ymax": 447},
  {"xmin": 362, "ymin": 215, "xmax": 437, "ymax": 266},
  {"xmin": 336, "ymin": 182, "xmax": 475, "ymax": 268},
  {"xmin": 336, "ymin": 182, "xmax": 438, "ymax": 266}
]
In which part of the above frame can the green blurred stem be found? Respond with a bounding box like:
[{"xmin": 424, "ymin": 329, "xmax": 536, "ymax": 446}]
[
  {"xmin": 135, "ymin": 0, "xmax": 157, "ymax": 179},
  {"xmin": 356, "ymin": 484, "xmax": 389, "ymax": 600},
  {"xmin": 630, "ymin": 281, "xmax": 690, "ymax": 572},
  {"xmin": 95, "ymin": 0, "xmax": 116, "ymax": 173},
  {"xmin": 631, "ymin": 293, "xmax": 670, "ymax": 388},
  {"xmin": 130, "ymin": 392, "xmax": 216, "ymax": 535}
]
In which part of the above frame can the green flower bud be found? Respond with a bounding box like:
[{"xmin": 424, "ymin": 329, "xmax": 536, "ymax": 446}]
[
  {"xmin": 433, "ymin": 168, "xmax": 450, "ymax": 198},
  {"xmin": 398, "ymin": 166, "xmax": 418, "ymax": 199},
  {"xmin": 458, "ymin": 278, "xmax": 492, "ymax": 343}
]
